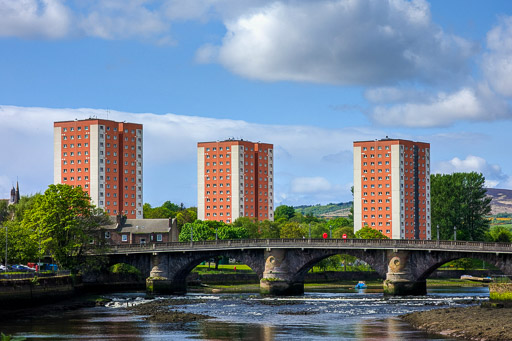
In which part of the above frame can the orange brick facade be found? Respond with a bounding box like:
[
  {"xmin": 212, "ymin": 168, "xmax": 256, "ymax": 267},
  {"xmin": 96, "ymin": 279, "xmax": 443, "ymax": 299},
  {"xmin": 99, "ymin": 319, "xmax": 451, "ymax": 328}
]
[
  {"xmin": 353, "ymin": 139, "xmax": 431, "ymax": 239},
  {"xmin": 54, "ymin": 119, "xmax": 143, "ymax": 219},
  {"xmin": 197, "ymin": 140, "xmax": 274, "ymax": 223}
]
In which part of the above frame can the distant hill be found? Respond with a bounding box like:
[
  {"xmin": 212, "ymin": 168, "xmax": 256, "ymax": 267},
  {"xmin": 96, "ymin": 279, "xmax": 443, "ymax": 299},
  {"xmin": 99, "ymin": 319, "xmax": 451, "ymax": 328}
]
[
  {"xmin": 486, "ymin": 188, "xmax": 512, "ymax": 215},
  {"xmin": 294, "ymin": 202, "xmax": 352, "ymax": 218},
  {"xmin": 292, "ymin": 188, "xmax": 512, "ymax": 219}
]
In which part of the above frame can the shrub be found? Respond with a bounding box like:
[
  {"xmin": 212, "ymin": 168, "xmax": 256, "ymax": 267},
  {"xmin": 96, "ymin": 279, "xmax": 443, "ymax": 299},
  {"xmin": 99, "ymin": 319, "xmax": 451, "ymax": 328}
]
[{"xmin": 109, "ymin": 263, "xmax": 142, "ymax": 278}]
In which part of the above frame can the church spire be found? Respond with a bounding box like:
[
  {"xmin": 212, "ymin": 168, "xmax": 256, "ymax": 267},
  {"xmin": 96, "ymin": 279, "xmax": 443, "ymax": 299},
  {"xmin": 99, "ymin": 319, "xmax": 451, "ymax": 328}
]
[{"xmin": 15, "ymin": 180, "xmax": 20, "ymax": 204}]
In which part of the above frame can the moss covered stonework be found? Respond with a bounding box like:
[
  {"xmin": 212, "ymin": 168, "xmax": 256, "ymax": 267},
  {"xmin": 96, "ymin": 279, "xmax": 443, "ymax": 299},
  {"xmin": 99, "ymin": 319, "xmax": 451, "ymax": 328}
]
[{"xmin": 489, "ymin": 283, "xmax": 512, "ymax": 306}]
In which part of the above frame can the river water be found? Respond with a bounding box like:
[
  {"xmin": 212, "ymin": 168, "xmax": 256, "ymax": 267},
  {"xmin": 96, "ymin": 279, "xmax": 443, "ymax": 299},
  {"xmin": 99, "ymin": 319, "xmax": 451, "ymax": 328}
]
[{"xmin": 0, "ymin": 287, "xmax": 489, "ymax": 340}]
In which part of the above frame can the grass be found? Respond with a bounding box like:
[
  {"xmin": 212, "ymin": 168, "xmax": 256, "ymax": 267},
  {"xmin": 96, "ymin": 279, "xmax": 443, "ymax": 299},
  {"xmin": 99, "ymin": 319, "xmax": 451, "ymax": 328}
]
[
  {"xmin": 426, "ymin": 278, "xmax": 489, "ymax": 287},
  {"xmin": 192, "ymin": 264, "xmax": 255, "ymax": 275},
  {"xmin": 190, "ymin": 279, "xmax": 489, "ymax": 294}
]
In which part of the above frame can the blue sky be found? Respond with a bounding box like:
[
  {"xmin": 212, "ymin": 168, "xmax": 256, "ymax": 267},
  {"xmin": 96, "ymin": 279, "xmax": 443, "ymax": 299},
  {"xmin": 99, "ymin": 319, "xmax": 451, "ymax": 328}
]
[{"xmin": 1, "ymin": 0, "xmax": 512, "ymax": 208}]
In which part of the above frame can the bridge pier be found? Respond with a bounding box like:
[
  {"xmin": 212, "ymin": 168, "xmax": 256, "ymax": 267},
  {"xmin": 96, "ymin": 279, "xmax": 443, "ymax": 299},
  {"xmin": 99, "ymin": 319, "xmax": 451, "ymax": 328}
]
[
  {"xmin": 146, "ymin": 254, "xmax": 186, "ymax": 294},
  {"xmin": 260, "ymin": 249, "xmax": 304, "ymax": 295},
  {"xmin": 383, "ymin": 251, "xmax": 427, "ymax": 296}
]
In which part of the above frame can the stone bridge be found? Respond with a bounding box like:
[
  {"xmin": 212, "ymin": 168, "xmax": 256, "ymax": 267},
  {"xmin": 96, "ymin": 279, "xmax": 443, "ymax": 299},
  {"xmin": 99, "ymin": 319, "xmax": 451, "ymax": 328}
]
[{"xmin": 105, "ymin": 238, "xmax": 512, "ymax": 296}]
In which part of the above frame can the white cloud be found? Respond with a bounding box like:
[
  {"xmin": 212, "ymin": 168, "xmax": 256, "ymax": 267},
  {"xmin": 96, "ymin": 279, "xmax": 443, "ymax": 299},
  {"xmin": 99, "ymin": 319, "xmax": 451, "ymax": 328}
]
[
  {"xmin": 364, "ymin": 87, "xmax": 432, "ymax": 104},
  {"xmin": 291, "ymin": 177, "xmax": 333, "ymax": 194},
  {"xmin": 0, "ymin": 105, "xmax": 382, "ymax": 206},
  {"xmin": 0, "ymin": 0, "xmax": 71, "ymax": 39},
  {"xmin": 483, "ymin": 16, "xmax": 512, "ymax": 97},
  {"xmin": 435, "ymin": 155, "xmax": 510, "ymax": 188},
  {"xmin": 78, "ymin": 0, "xmax": 171, "ymax": 42},
  {"xmin": 368, "ymin": 83, "xmax": 511, "ymax": 127},
  {"xmin": 201, "ymin": 0, "xmax": 476, "ymax": 85}
]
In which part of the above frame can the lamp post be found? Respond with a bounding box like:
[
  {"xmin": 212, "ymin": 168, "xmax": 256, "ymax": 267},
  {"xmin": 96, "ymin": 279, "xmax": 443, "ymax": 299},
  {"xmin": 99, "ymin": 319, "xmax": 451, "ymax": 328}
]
[
  {"xmin": 215, "ymin": 228, "xmax": 218, "ymax": 241},
  {"xmin": 329, "ymin": 225, "xmax": 332, "ymax": 239},
  {"xmin": 2, "ymin": 224, "xmax": 6, "ymax": 273},
  {"xmin": 454, "ymin": 225, "xmax": 457, "ymax": 241},
  {"xmin": 436, "ymin": 224, "xmax": 440, "ymax": 241},
  {"xmin": 308, "ymin": 224, "xmax": 311, "ymax": 240},
  {"xmin": 191, "ymin": 225, "xmax": 193, "ymax": 243},
  {"xmin": 37, "ymin": 226, "xmax": 41, "ymax": 272}
]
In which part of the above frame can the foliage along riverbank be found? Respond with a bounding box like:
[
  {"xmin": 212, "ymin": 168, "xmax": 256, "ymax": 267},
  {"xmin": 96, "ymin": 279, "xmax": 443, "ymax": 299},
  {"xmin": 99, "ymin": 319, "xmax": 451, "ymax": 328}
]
[{"xmin": 401, "ymin": 305, "xmax": 512, "ymax": 341}]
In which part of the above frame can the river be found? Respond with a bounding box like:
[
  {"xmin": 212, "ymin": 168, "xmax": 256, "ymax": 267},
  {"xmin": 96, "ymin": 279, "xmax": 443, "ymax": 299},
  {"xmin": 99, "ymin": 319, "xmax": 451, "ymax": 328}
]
[{"xmin": 0, "ymin": 287, "xmax": 489, "ymax": 340}]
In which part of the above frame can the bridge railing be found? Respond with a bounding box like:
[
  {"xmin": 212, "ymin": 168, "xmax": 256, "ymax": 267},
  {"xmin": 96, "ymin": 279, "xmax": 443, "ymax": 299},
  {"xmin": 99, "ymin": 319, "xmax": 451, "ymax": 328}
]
[{"xmin": 103, "ymin": 238, "xmax": 512, "ymax": 254}]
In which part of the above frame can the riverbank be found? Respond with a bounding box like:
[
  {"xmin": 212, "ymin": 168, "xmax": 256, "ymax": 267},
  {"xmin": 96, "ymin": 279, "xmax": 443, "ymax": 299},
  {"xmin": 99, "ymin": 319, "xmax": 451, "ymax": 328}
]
[
  {"xmin": 401, "ymin": 305, "xmax": 512, "ymax": 341},
  {"xmin": 192, "ymin": 278, "xmax": 487, "ymax": 294}
]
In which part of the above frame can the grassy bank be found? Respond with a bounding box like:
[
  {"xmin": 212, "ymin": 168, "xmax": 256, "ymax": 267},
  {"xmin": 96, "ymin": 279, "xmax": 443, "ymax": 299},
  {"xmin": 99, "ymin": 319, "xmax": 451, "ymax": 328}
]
[{"xmin": 190, "ymin": 278, "xmax": 487, "ymax": 294}]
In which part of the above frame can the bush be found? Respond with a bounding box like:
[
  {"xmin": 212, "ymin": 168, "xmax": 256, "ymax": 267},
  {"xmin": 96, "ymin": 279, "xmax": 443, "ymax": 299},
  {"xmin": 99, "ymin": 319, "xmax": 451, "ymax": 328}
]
[{"xmin": 109, "ymin": 263, "xmax": 142, "ymax": 278}]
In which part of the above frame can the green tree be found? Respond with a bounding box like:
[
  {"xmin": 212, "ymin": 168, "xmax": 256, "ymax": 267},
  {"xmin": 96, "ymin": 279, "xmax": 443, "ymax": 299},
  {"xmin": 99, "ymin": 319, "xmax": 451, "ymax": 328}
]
[
  {"xmin": 486, "ymin": 225, "xmax": 512, "ymax": 243},
  {"xmin": 314, "ymin": 255, "xmax": 341, "ymax": 272},
  {"xmin": 355, "ymin": 226, "xmax": 389, "ymax": 239},
  {"xmin": 176, "ymin": 208, "xmax": 197, "ymax": 228},
  {"xmin": 333, "ymin": 226, "xmax": 355, "ymax": 239},
  {"xmin": 217, "ymin": 225, "xmax": 249, "ymax": 239},
  {"xmin": 232, "ymin": 217, "xmax": 259, "ymax": 238},
  {"xmin": 259, "ymin": 220, "xmax": 281, "ymax": 239},
  {"xmin": 22, "ymin": 184, "xmax": 104, "ymax": 273},
  {"xmin": 274, "ymin": 205, "xmax": 296, "ymax": 221},
  {"xmin": 0, "ymin": 200, "xmax": 8, "ymax": 222},
  {"xmin": 328, "ymin": 217, "xmax": 352, "ymax": 229},
  {"xmin": 431, "ymin": 172, "xmax": 491, "ymax": 241},
  {"xmin": 162, "ymin": 201, "xmax": 181, "ymax": 212},
  {"xmin": 310, "ymin": 222, "xmax": 328, "ymax": 238},
  {"xmin": 280, "ymin": 222, "xmax": 307, "ymax": 238},
  {"xmin": 0, "ymin": 220, "xmax": 38, "ymax": 264},
  {"xmin": 179, "ymin": 220, "xmax": 216, "ymax": 241}
]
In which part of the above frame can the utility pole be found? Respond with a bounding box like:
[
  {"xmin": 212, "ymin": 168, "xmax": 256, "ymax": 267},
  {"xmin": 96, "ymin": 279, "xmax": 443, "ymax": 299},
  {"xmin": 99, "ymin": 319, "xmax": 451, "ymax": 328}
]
[
  {"xmin": 2, "ymin": 224, "xmax": 6, "ymax": 272},
  {"xmin": 38, "ymin": 228, "xmax": 41, "ymax": 272}
]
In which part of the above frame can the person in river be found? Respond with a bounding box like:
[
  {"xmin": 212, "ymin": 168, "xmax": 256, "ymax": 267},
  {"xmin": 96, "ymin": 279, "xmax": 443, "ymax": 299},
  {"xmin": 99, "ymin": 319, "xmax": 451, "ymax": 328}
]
[{"xmin": 354, "ymin": 281, "xmax": 367, "ymax": 289}]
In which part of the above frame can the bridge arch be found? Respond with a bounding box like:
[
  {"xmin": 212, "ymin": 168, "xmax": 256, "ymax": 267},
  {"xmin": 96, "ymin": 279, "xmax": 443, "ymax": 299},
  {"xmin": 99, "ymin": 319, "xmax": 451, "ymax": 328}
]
[
  {"xmin": 412, "ymin": 251, "xmax": 511, "ymax": 282},
  {"xmin": 291, "ymin": 249, "xmax": 388, "ymax": 284},
  {"xmin": 148, "ymin": 249, "xmax": 265, "ymax": 294}
]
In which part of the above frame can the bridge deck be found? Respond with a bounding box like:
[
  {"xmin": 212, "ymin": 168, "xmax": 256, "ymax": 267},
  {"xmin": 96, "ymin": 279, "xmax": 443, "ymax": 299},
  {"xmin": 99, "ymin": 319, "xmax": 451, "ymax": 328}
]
[{"xmin": 103, "ymin": 238, "xmax": 512, "ymax": 255}]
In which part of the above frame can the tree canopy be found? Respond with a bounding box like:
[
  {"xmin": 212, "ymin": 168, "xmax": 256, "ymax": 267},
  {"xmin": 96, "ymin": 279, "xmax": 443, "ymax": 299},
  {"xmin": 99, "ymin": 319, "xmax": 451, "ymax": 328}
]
[
  {"xmin": 274, "ymin": 205, "xmax": 296, "ymax": 221},
  {"xmin": 355, "ymin": 226, "xmax": 388, "ymax": 239},
  {"xmin": 22, "ymin": 184, "xmax": 109, "ymax": 272},
  {"xmin": 431, "ymin": 172, "xmax": 491, "ymax": 241}
]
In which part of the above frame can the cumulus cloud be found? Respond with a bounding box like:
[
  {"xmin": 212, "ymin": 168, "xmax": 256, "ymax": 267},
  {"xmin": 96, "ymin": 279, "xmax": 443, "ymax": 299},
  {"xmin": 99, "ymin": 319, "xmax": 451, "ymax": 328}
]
[
  {"xmin": 76, "ymin": 0, "xmax": 172, "ymax": 42},
  {"xmin": 367, "ymin": 82, "xmax": 511, "ymax": 127},
  {"xmin": 0, "ymin": 105, "xmax": 381, "ymax": 206},
  {"xmin": 435, "ymin": 155, "xmax": 510, "ymax": 188},
  {"xmin": 364, "ymin": 15, "xmax": 512, "ymax": 128},
  {"xmin": 288, "ymin": 177, "xmax": 348, "ymax": 204},
  {"xmin": 0, "ymin": 0, "xmax": 72, "ymax": 39},
  {"xmin": 483, "ymin": 16, "xmax": 512, "ymax": 97},
  {"xmin": 291, "ymin": 177, "xmax": 333, "ymax": 194},
  {"xmin": 201, "ymin": 0, "xmax": 476, "ymax": 85}
]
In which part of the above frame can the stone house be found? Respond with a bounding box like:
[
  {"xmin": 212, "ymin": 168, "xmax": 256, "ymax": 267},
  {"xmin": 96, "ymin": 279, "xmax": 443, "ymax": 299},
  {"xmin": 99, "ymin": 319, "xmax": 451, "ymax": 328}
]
[{"xmin": 102, "ymin": 215, "xmax": 179, "ymax": 245}]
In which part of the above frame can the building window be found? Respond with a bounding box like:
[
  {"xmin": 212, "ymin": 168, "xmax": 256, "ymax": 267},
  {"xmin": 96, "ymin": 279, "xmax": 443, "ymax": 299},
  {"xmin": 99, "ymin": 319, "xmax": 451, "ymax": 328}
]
[
  {"xmin": 105, "ymin": 232, "xmax": 111, "ymax": 239},
  {"xmin": 122, "ymin": 235, "xmax": 128, "ymax": 242}
]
